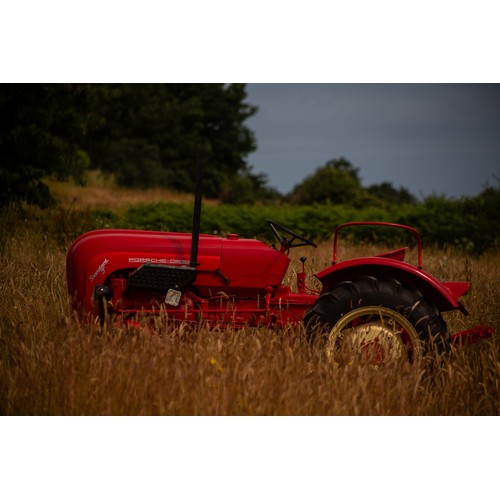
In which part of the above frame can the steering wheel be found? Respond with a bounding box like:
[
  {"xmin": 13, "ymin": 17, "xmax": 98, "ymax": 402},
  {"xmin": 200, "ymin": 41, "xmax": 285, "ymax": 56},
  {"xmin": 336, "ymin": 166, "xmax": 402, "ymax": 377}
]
[{"xmin": 266, "ymin": 219, "xmax": 317, "ymax": 251}]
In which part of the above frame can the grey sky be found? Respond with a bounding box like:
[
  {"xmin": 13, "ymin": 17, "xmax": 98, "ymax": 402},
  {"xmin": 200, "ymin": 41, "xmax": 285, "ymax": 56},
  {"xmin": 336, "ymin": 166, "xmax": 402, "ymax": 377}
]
[{"xmin": 245, "ymin": 84, "xmax": 500, "ymax": 199}]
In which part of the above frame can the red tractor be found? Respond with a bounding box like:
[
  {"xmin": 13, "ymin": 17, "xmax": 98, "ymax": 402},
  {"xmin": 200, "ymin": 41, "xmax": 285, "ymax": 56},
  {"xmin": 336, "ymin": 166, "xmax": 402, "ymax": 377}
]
[{"xmin": 66, "ymin": 161, "xmax": 492, "ymax": 363}]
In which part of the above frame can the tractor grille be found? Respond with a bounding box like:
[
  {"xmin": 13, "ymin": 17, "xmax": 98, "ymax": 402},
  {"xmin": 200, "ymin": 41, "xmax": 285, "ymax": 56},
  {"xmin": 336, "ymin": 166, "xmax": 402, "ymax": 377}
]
[{"xmin": 128, "ymin": 263, "xmax": 196, "ymax": 292}]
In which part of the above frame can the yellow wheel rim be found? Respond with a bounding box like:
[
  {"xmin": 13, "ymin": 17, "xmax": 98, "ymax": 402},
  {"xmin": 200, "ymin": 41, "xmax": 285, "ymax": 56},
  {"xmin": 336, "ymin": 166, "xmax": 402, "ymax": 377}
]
[{"xmin": 326, "ymin": 306, "xmax": 422, "ymax": 365}]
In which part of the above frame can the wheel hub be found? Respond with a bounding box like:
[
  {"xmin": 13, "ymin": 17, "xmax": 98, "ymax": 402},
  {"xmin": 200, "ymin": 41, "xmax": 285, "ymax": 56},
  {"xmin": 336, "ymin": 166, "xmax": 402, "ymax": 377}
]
[
  {"xmin": 345, "ymin": 321, "xmax": 404, "ymax": 364},
  {"xmin": 326, "ymin": 306, "xmax": 420, "ymax": 365}
]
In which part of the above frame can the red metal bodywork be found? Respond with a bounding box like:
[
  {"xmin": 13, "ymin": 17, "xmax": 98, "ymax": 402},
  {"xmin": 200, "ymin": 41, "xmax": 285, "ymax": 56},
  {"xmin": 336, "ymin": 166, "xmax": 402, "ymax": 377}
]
[
  {"xmin": 316, "ymin": 258, "xmax": 469, "ymax": 313},
  {"xmin": 66, "ymin": 228, "xmax": 315, "ymax": 327},
  {"xmin": 66, "ymin": 223, "xmax": 493, "ymax": 343},
  {"xmin": 324, "ymin": 221, "xmax": 473, "ymax": 313}
]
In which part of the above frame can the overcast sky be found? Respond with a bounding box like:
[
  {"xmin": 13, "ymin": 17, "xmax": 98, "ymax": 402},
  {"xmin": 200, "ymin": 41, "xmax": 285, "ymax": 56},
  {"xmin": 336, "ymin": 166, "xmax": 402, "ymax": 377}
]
[{"xmin": 245, "ymin": 84, "xmax": 500, "ymax": 199}]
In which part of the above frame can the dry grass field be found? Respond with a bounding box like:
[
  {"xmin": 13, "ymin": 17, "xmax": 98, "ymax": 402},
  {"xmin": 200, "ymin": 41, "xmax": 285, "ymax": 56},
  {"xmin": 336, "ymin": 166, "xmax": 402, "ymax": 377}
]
[
  {"xmin": 46, "ymin": 170, "xmax": 217, "ymax": 212},
  {"xmin": 1, "ymin": 209, "xmax": 498, "ymax": 416}
]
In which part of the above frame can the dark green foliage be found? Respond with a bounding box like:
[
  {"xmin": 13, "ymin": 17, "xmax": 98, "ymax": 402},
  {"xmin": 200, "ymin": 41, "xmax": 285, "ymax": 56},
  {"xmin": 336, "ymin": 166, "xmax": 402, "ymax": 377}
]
[
  {"xmin": 0, "ymin": 84, "xmax": 102, "ymax": 207},
  {"xmin": 0, "ymin": 204, "xmax": 121, "ymax": 251},
  {"xmin": 0, "ymin": 83, "xmax": 258, "ymax": 207},
  {"xmin": 366, "ymin": 182, "xmax": 417, "ymax": 206},
  {"xmin": 219, "ymin": 168, "xmax": 282, "ymax": 204},
  {"xmin": 396, "ymin": 184, "xmax": 500, "ymax": 253},
  {"xmin": 120, "ymin": 183, "xmax": 499, "ymax": 253},
  {"xmin": 124, "ymin": 203, "xmax": 194, "ymax": 233},
  {"xmin": 102, "ymin": 138, "xmax": 164, "ymax": 188},
  {"xmin": 4, "ymin": 184, "xmax": 497, "ymax": 253},
  {"xmin": 289, "ymin": 157, "xmax": 366, "ymax": 206},
  {"xmin": 0, "ymin": 167, "xmax": 54, "ymax": 208},
  {"xmin": 89, "ymin": 83, "xmax": 258, "ymax": 198},
  {"xmin": 288, "ymin": 157, "xmax": 419, "ymax": 209},
  {"xmin": 46, "ymin": 207, "xmax": 120, "ymax": 247}
]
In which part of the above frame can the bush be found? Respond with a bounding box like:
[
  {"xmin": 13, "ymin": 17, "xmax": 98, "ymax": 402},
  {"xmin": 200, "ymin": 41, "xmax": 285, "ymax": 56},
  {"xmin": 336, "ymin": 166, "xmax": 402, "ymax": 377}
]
[
  {"xmin": 0, "ymin": 205, "xmax": 121, "ymax": 250},
  {"xmin": 120, "ymin": 184, "xmax": 500, "ymax": 253},
  {"xmin": 14, "ymin": 184, "xmax": 495, "ymax": 254}
]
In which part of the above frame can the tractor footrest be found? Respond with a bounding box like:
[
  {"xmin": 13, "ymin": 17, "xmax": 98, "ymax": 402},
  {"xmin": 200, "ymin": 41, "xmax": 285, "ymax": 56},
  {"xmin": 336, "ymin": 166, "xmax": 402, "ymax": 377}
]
[{"xmin": 128, "ymin": 263, "xmax": 196, "ymax": 292}]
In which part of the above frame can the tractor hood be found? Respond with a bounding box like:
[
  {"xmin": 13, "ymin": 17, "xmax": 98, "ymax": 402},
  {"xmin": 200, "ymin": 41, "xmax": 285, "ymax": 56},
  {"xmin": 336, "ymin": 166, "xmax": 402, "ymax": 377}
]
[{"xmin": 66, "ymin": 229, "xmax": 290, "ymax": 313}]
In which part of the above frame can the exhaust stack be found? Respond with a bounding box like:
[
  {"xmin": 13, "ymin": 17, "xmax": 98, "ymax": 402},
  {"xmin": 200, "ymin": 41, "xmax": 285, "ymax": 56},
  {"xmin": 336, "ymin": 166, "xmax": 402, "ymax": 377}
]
[{"xmin": 190, "ymin": 148, "xmax": 205, "ymax": 268}]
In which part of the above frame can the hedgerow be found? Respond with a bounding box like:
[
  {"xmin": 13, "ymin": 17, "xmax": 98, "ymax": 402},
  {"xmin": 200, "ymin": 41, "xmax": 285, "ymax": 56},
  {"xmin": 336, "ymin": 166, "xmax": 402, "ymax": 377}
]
[
  {"xmin": 4, "ymin": 184, "xmax": 497, "ymax": 254},
  {"xmin": 120, "ymin": 185, "xmax": 499, "ymax": 253}
]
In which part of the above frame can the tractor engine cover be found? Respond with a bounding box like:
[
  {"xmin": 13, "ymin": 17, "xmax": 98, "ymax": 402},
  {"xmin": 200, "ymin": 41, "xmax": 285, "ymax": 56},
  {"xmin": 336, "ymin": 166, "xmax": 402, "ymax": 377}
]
[{"xmin": 66, "ymin": 228, "xmax": 290, "ymax": 317}]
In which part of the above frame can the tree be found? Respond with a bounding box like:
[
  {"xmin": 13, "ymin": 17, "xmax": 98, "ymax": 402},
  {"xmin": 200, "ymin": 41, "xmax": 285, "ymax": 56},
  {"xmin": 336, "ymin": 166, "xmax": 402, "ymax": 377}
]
[
  {"xmin": 367, "ymin": 182, "xmax": 417, "ymax": 205},
  {"xmin": 1, "ymin": 84, "xmax": 260, "ymax": 207},
  {"xmin": 0, "ymin": 84, "xmax": 105, "ymax": 207},
  {"xmin": 219, "ymin": 168, "xmax": 282, "ymax": 204},
  {"xmin": 289, "ymin": 157, "xmax": 365, "ymax": 205},
  {"xmin": 89, "ymin": 84, "xmax": 258, "ymax": 198}
]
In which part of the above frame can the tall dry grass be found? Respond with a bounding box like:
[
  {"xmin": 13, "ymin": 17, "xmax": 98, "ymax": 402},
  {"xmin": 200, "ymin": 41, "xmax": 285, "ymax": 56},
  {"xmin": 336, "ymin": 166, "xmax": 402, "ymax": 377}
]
[
  {"xmin": 0, "ymin": 221, "xmax": 498, "ymax": 415},
  {"xmin": 46, "ymin": 170, "xmax": 218, "ymax": 213}
]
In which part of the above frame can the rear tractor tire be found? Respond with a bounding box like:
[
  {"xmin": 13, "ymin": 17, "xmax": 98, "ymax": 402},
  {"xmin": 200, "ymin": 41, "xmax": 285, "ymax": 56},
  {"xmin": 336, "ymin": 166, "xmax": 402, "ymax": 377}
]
[{"xmin": 304, "ymin": 276, "xmax": 450, "ymax": 364}]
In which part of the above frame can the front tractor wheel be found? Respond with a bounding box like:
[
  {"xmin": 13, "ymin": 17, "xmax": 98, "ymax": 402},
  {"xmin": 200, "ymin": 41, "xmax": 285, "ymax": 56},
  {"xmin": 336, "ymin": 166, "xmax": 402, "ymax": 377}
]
[{"xmin": 304, "ymin": 277, "xmax": 450, "ymax": 364}]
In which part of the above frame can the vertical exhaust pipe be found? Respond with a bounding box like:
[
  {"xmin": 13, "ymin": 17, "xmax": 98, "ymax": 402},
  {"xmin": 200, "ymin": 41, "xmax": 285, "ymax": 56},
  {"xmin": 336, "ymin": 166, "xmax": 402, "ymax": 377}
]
[{"xmin": 190, "ymin": 148, "xmax": 204, "ymax": 269}]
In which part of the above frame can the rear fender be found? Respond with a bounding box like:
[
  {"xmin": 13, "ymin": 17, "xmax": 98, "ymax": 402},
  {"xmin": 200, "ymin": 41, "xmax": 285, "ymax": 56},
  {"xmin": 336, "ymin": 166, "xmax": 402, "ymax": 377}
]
[{"xmin": 315, "ymin": 257, "xmax": 470, "ymax": 313}]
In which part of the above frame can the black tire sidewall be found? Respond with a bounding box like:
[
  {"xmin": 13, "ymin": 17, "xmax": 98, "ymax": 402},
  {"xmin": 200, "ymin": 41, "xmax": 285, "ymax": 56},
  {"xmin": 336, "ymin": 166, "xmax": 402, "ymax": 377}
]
[{"xmin": 305, "ymin": 276, "xmax": 449, "ymax": 354}]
